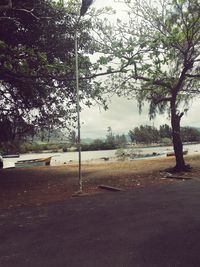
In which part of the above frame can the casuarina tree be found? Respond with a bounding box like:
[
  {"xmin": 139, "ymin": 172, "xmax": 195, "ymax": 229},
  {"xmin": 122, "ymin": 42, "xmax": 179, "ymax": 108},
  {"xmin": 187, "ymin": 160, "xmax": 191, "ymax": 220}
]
[{"xmin": 92, "ymin": 0, "xmax": 200, "ymax": 172}]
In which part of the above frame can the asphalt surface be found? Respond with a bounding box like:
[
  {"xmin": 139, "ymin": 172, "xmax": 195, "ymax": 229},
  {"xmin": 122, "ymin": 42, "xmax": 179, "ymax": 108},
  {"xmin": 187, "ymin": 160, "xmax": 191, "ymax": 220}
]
[{"xmin": 1, "ymin": 180, "xmax": 200, "ymax": 267}]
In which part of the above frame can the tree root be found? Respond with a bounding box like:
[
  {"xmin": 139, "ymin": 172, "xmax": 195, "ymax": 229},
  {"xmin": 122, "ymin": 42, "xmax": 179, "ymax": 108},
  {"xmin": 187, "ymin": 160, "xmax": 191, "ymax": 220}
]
[{"xmin": 163, "ymin": 164, "xmax": 192, "ymax": 173}]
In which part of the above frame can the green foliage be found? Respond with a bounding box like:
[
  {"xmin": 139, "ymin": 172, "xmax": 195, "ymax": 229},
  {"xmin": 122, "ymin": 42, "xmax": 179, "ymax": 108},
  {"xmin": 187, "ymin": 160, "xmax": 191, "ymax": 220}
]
[
  {"xmin": 128, "ymin": 130, "xmax": 135, "ymax": 143},
  {"xmin": 92, "ymin": 0, "xmax": 200, "ymax": 116},
  {"xmin": 130, "ymin": 125, "xmax": 159, "ymax": 144},
  {"xmin": 67, "ymin": 130, "xmax": 77, "ymax": 146},
  {"xmin": 129, "ymin": 124, "xmax": 200, "ymax": 145},
  {"xmin": 181, "ymin": 127, "xmax": 200, "ymax": 142},
  {"xmin": 91, "ymin": 0, "xmax": 200, "ymax": 169},
  {"xmin": 106, "ymin": 126, "xmax": 115, "ymax": 146},
  {"xmin": 0, "ymin": 0, "xmax": 96, "ymax": 142},
  {"xmin": 115, "ymin": 134, "xmax": 127, "ymax": 148},
  {"xmin": 0, "ymin": 140, "xmax": 65, "ymax": 153},
  {"xmin": 80, "ymin": 129, "xmax": 128, "ymax": 151},
  {"xmin": 160, "ymin": 124, "xmax": 172, "ymax": 139},
  {"xmin": 0, "ymin": 141, "xmax": 21, "ymax": 154},
  {"xmin": 160, "ymin": 137, "xmax": 172, "ymax": 146},
  {"xmin": 81, "ymin": 140, "xmax": 114, "ymax": 151},
  {"xmin": 19, "ymin": 142, "xmax": 42, "ymax": 154},
  {"xmin": 115, "ymin": 148, "xmax": 127, "ymax": 161}
]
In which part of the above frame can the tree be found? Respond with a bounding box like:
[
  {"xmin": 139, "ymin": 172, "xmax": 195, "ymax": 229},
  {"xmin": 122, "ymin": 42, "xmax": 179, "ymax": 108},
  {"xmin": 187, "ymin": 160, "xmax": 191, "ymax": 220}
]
[
  {"xmin": 90, "ymin": 139, "xmax": 105, "ymax": 150},
  {"xmin": 159, "ymin": 124, "xmax": 172, "ymax": 139},
  {"xmin": 106, "ymin": 126, "xmax": 115, "ymax": 147},
  {"xmin": 68, "ymin": 130, "xmax": 77, "ymax": 146},
  {"xmin": 181, "ymin": 127, "xmax": 200, "ymax": 142},
  {"xmin": 0, "ymin": 114, "xmax": 34, "ymax": 142},
  {"xmin": 130, "ymin": 125, "xmax": 159, "ymax": 144},
  {"xmin": 92, "ymin": 0, "xmax": 200, "ymax": 171},
  {"xmin": 0, "ymin": 0, "xmax": 95, "ymax": 142},
  {"xmin": 115, "ymin": 134, "xmax": 127, "ymax": 147},
  {"xmin": 128, "ymin": 130, "xmax": 135, "ymax": 143}
]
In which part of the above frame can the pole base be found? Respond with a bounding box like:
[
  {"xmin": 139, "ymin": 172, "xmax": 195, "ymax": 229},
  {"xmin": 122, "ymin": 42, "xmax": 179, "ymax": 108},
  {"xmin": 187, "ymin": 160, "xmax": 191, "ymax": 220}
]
[{"xmin": 72, "ymin": 190, "xmax": 88, "ymax": 197}]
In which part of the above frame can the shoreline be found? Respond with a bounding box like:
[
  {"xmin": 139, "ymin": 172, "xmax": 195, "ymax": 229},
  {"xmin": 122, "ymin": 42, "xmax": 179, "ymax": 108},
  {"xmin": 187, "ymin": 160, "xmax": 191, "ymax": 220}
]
[
  {"xmin": 3, "ymin": 150, "xmax": 200, "ymax": 169},
  {"xmin": 3, "ymin": 151, "xmax": 200, "ymax": 169}
]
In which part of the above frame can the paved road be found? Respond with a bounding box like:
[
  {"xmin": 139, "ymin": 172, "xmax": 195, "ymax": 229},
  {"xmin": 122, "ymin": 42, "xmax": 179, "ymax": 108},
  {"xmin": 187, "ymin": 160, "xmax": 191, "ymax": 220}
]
[{"xmin": 1, "ymin": 180, "xmax": 200, "ymax": 267}]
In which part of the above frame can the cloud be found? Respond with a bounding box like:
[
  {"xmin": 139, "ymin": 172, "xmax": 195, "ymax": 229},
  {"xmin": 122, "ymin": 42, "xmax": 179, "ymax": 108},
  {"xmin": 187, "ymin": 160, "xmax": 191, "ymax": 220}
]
[
  {"xmin": 80, "ymin": 96, "xmax": 168, "ymax": 138},
  {"xmin": 78, "ymin": 0, "xmax": 200, "ymax": 139},
  {"xmin": 80, "ymin": 95, "xmax": 200, "ymax": 139}
]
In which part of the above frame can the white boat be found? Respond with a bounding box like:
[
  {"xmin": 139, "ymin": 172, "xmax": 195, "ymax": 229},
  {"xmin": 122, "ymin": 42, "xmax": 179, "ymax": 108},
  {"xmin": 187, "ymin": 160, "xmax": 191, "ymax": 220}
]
[
  {"xmin": 0, "ymin": 155, "xmax": 3, "ymax": 169},
  {"xmin": 15, "ymin": 157, "xmax": 51, "ymax": 168},
  {"xmin": 2, "ymin": 153, "xmax": 20, "ymax": 158}
]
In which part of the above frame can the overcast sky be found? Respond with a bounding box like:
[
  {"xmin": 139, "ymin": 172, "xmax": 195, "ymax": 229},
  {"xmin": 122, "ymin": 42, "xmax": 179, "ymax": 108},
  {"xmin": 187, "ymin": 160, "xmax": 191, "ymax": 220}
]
[{"xmin": 79, "ymin": 0, "xmax": 200, "ymax": 139}]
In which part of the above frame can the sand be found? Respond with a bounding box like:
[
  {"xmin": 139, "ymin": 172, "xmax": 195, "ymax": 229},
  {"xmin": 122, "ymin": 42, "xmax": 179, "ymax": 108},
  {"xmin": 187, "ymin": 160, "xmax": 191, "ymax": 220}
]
[{"xmin": 0, "ymin": 155, "xmax": 200, "ymax": 210}]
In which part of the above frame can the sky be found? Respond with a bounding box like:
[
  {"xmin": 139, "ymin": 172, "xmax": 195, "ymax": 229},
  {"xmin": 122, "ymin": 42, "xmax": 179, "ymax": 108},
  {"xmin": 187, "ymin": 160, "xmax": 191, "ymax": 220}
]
[
  {"xmin": 80, "ymin": 96, "xmax": 200, "ymax": 139},
  {"xmin": 79, "ymin": 0, "xmax": 200, "ymax": 139}
]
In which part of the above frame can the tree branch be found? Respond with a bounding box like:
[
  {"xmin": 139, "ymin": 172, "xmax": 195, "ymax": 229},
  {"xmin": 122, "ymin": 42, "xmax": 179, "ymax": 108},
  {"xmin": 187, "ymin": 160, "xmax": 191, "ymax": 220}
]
[
  {"xmin": 0, "ymin": 0, "xmax": 39, "ymax": 20},
  {"xmin": 0, "ymin": 0, "xmax": 12, "ymax": 10},
  {"xmin": 147, "ymin": 96, "xmax": 172, "ymax": 104},
  {"xmin": 133, "ymin": 75, "xmax": 172, "ymax": 89},
  {"xmin": 13, "ymin": 8, "xmax": 39, "ymax": 20},
  {"xmin": 186, "ymin": 73, "xmax": 200, "ymax": 78}
]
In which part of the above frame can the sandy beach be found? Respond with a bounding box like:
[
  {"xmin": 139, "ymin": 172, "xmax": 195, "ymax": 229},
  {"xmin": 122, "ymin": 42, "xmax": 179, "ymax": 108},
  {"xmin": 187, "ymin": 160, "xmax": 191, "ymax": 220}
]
[{"xmin": 0, "ymin": 155, "xmax": 200, "ymax": 210}]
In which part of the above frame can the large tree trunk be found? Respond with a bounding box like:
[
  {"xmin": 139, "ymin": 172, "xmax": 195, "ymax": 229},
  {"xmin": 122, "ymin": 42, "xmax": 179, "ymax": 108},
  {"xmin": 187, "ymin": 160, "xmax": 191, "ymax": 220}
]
[{"xmin": 170, "ymin": 100, "xmax": 189, "ymax": 172}]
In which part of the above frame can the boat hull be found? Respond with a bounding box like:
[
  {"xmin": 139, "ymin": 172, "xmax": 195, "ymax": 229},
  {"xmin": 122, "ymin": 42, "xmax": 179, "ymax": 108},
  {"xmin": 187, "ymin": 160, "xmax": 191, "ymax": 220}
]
[
  {"xmin": 130, "ymin": 152, "xmax": 164, "ymax": 160},
  {"xmin": 166, "ymin": 150, "xmax": 188, "ymax": 157},
  {"xmin": 15, "ymin": 157, "xmax": 51, "ymax": 168},
  {"xmin": 3, "ymin": 154, "xmax": 20, "ymax": 158}
]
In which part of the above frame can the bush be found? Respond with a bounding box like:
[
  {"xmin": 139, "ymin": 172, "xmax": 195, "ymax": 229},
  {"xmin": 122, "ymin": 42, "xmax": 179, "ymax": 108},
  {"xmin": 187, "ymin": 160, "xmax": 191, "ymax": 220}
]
[
  {"xmin": 0, "ymin": 141, "xmax": 21, "ymax": 154},
  {"xmin": 63, "ymin": 147, "xmax": 68, "ymax": 152},
  {"xmin": 19, "ymin": 142, "xmax": 40, "ymax": 153},
  {"xmin": 160, "ymin": 137, "xmax": 172, "ymax": 146},
  {"xmin": 115, "ymin": 148, "xmax": 127, "ymax": 161}
]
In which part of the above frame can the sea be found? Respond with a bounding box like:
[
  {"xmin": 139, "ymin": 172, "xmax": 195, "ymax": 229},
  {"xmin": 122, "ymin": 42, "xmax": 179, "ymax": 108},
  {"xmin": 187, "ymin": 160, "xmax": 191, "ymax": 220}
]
[{"xmin": 2, "ymin": 143, "xmax": 200, "ymax": 169}]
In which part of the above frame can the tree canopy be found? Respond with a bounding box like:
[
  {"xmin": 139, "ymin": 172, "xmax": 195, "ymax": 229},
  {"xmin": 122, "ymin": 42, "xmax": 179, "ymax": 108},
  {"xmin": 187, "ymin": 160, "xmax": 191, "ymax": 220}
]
[
  {"xmin": 0, "ymin": 0, "xmax": 95, "ymax": 142},
  {"xmin": 129, "ymin": 124, "xmax": 200, "ymax": 145},
  {"xmin": 92, "ymin": 0, "xmax": 200, "ymax": 171},
  {"xmin": 129, "ymin": 125, "xmax": 159, "ymax": 144}
]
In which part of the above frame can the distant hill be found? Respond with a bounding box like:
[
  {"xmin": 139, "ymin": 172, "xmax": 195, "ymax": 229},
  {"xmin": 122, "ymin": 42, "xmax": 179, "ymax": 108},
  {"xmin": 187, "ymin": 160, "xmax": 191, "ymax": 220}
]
[
  {"xmin": 81, "ymin": 137, "xmax": 105, "ymax": 144},
  {"xmin": 183, "ymin": 126, "xmax": 200, "ymax": 132},
  {"xmin": 81, "ymin": 134, "xmax": 131, "ymax": 144},
  {"xmin": 81, "ymin": 138, "xmax": 94, "ymax": 144}
]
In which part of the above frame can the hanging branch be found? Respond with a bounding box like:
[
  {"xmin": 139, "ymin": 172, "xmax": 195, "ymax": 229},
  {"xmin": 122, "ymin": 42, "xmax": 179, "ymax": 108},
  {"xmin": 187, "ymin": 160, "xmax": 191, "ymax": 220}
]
[{"xmin": 0, "ymin": 0, "xmax": 39, "ymax": 20}]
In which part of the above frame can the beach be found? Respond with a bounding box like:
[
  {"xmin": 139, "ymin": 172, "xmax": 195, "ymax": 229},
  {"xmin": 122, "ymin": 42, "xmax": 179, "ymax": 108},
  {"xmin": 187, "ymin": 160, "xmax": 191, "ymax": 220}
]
[{"xmin": 0, "ymin": 154, "xmax": 200, "ymax": 210}]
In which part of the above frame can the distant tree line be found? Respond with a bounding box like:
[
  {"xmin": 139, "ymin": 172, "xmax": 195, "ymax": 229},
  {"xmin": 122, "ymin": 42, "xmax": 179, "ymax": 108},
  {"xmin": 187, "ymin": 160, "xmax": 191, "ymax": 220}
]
[
  {"xmin": 66, "ymin": 127, "xmax": 127, "ymax": 151},
  {"xmin": 1, "ymin": 124, "xmax": 199, "ymax": 154},
  {"xmin": 79, "ymin": 127, "xmax": 127, "ymax": 151},
  {"xmin": 129, "ymin": 124, "xmax": 200, "ymax": 145}
]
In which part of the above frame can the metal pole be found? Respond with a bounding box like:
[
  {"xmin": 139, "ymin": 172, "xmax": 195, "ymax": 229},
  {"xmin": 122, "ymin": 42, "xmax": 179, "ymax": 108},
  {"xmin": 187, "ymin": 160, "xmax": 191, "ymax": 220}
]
[{"xmin": 75, "ymin": 29, "xmax": 83, "ymax": 192}]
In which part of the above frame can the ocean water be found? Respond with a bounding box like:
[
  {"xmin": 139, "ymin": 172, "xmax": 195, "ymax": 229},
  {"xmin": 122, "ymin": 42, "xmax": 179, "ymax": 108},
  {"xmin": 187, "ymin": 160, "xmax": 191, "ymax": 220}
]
[{"xmin": 2, "ymin": 143, "xmax": 200, "ymax": 169}]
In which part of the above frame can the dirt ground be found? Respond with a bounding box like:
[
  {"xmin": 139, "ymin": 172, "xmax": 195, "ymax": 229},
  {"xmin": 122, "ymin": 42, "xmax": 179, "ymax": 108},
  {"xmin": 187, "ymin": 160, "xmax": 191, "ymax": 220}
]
[{"xmin": 0, "ymin": 155, "xmax": 200, "ymax": 210}]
